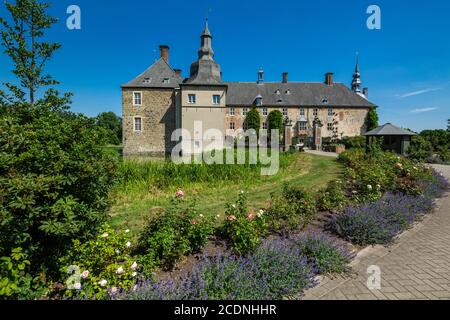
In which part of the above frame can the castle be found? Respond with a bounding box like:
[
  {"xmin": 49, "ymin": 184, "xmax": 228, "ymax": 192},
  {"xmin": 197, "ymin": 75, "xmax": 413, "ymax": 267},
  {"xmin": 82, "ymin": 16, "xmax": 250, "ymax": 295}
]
[{"xmin": 122, "ymin": 21, "xmax": 376, "ymax": 156}]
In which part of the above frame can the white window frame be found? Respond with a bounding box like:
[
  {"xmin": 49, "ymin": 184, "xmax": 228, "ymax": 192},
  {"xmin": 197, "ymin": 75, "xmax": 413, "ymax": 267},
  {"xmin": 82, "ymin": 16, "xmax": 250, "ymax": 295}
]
[
  {"xmin": 299, "ymin": 122, "xmax": 307, "ymax": 131},
  {"xmin": 134, "ymin": 116, "xmax": 143, "ymax": 132},
  {"xmin": 230, "ymin": 121, "xmax": 235, "ymax": 130},
  {"xmin": 212, "ymin": 95, "xmax": 221, "ymax": 105},
  {"xmin": 243, "ymin": 108, "xmax": 248, "ymax": 116},
  {"xmin": 262, "ymin": 108, "xmax": 268, "ymax": 116},
  {"xmin": 299, "ymin": 108, "xmax": 305, "ymax": 116},
  {"xmin": 188, "ymin": 94, "xmax": 196, "ymax": 104},
  {"xmin": 133, "ymin": 91, "xmax": 142, "ymax": 106},
  {"xmin": 327, "ymin": 123, "xmax": 334, "ymax": 131},
  {"xmin": 229, "ymin": 107, "xmax": 235, "ymax": 116},
  {"xmin": 283, "ymin": 108, "xmax": 288, "ymax": 117}
]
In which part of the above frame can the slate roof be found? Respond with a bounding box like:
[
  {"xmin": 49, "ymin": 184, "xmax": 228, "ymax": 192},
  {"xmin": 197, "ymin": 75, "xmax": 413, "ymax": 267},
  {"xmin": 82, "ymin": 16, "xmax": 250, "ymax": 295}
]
[
  {"xmin": 122, "ymin": 58, "xmax": 183, "ymax": 89},
  {"xmin": 183, "ymin": 60, "xmax": 224, "ymax": 85},
  {"xmin": 225, "ymin": 82, "xmax": 376, "ymax": 108},
  {"xmin": 363, "ymin": 123, "xmax": 417, "ymax": 136}
]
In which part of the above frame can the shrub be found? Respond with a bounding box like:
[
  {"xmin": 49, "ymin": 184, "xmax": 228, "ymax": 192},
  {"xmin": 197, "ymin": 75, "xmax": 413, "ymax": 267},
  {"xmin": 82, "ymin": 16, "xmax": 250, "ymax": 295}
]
[
  {"xmin": 0, "ymin": 107, "xmax": 117, "ymax": 275},
  {"xmin": 292, "ymin": 233, "xmax": 351, "ymax": 274},
  {"xmin": 317, "ymin": 180, "xmax": 348, "ymax": 212},
  {"xmin": 329, "ymin": 193, "xmax": 434, "ymax": 245},
  {"xmin": 340, "ymin": 136, "xmax": 366, "ymax": 150},
  {"xmin": 0, "ymin": 248, "xmax": 47, "ymax": 300},
  {"xmin": 222, "ymin": 192, "xmax": 267, "ymax": 255},
  {"xmin": 59, "ymin": 225, "xmax": 138, "ymax": 299},
  {"xmin": 124, "ymin": 239, "xmax": 317, "ymax": 300},
  {"xmin": 139, "ymin": 192, "xmax": 214, "ymax": 270},
  {"xmin": 266, "ymin": 184, "xmax": 317, "ymax": 234}
]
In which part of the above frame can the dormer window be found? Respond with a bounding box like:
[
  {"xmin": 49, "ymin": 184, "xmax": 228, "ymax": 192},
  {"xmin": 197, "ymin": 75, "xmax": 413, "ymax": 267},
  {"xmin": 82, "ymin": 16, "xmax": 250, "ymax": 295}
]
[
  {"xmin": 255, "ymin": 95, "xmax": 263, "ymax": 106},
  {"xmin": 163, "ymin": 78, "xmax": 170, "ymax": 84},
  {"xmin": 277, "ymin": 98, "xmax": 283, "ymax": 103},
  {"xmin": 143, "ymin": 77, "xmax": 151, "ymax": 84},
  {"xmin": 275, "ymin": 89, "xmax": 281, "ymax": 95},
  {"xmin": 322, "ymin": 97, "xmax": 329, "ymax": 104},
  {"xmin": 286, "ymin": 89, "xmax": 291, "ymax": 95}
]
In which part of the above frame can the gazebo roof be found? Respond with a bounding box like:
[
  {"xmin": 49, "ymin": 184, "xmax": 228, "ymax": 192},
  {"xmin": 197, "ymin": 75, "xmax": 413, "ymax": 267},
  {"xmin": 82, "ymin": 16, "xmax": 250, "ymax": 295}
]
[{"xmin": 363, "ymin": 123, "xmax": 417, "ymax": 136}]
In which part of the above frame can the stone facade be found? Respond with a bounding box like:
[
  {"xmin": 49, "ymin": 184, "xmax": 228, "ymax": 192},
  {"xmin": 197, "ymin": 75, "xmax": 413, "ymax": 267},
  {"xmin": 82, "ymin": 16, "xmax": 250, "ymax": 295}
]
[{"xmin": 122, "ymin": 88, "xmax": 179, "ymax": 156}]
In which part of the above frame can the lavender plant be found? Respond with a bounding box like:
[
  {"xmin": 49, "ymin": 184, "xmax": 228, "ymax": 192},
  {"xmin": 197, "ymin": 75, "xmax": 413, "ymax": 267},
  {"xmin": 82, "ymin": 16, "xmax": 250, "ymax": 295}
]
[{"xmin": 329, "ymin": 193, "xmax": 434, "ymax": 245}]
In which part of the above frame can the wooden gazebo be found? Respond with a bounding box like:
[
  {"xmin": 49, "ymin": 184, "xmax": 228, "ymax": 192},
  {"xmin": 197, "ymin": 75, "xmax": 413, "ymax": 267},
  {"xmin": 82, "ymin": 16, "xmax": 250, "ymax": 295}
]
[{"xmin": 363, "ymin": 123, "xmax": 417, "ymax": 156}]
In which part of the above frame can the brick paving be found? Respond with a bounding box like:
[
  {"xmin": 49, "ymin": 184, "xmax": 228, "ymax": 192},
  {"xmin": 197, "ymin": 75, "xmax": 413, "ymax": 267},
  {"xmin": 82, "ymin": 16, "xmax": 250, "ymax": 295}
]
[{"xmin": 302, "ymin": 164, "xmax": 450, "ymax": 300}]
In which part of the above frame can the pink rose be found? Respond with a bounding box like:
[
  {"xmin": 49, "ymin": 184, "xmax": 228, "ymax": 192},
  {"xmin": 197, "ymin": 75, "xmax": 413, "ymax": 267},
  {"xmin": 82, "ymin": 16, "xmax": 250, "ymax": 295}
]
[
  {"xmin": 176, "ymin": 190, "xmax": 185, "ymax": 198},
  {"xmin": 190, "ymin": 219, "xmax": 197, "ymax": 225},
  {"xmin": 227, "ymin": 215, "xmax": 237, "ymax": 222},
  {"xmin": 247, "ymin": 212, "xmax": 255, "ymax": 221}
]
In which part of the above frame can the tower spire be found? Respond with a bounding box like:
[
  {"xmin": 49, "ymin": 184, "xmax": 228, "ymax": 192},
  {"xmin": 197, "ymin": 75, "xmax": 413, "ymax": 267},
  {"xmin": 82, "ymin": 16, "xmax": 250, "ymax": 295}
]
[
  {"xmin": 352, "ymin": 52, "xmax": 361, "ymax": 93},
  {"xmin": 198, "ymin": 19, "xmax": 214, "ymax": 60}
]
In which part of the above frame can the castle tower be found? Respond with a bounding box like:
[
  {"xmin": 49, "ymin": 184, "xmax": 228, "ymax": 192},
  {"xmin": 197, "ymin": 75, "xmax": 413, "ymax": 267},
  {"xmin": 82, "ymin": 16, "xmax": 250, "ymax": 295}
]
[{"xmin": 351, "ymin": 54, "xmax": 361, "ymax": 94}]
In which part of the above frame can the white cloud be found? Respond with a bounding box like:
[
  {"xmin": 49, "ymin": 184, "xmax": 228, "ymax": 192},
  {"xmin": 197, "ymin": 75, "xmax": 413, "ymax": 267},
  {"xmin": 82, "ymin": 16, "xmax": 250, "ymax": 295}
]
[
  {"xmin": 398, "ymin": 87, "xmax": 441, "ymax": 98},
  {"xmin": 410, "ymin": 107, "xmax": 438, "ymax": 114}
]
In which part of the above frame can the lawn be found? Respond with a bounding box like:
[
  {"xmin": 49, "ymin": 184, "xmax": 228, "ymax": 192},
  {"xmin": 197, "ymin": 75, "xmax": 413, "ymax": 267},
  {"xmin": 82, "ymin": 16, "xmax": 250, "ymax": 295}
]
[{"xmin": 108, "ymin": 153, "xmax": 342, "ymax": 237}]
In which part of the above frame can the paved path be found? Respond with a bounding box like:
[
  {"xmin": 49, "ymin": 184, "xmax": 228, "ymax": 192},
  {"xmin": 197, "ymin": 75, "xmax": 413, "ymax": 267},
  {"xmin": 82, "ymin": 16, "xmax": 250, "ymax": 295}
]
[{"xmin": 302, "ymin": 164, "xmax": 450, "ymax": 300}]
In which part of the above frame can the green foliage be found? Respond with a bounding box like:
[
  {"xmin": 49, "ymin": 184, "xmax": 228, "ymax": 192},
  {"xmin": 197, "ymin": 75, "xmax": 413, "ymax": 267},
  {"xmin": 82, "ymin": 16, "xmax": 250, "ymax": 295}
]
[
  {"xmin": 365, "ymin": 108, "xmax": 379, "ymax": 131},
  {"xmin": 0, "ymin": 0, "xmax": 60, "ymax": 105},
  {"xmin": 245, "ymin": 107, "xmax": 261, "ymax": 133},
  {"xmin": 267, "ymin": 110, "xmax": 283, "ymax": 141},
  {"xmin": 222, "ymin": 192, "xmax": 267, "ymax": 255},
  {"xmin": 60, "ymin": 225, "xmax": 137, "ymax": 299},
  {"xmin": 266, "ymin": 184, "xmax": 317, "ymax": 234},
  {"xmin": 0, "ymin": 248, "xmax": 47, "ymax": 299},
  {"xmin": 340, "ymin": 136, "xmax": 366, "ymax": 150},
  {"xmin": 409, "ymin": 130, "xmax": 450, "ymax": 163},
  {"xmin": 139, "ymin": 193, "xmax": 214, "ymax": 270},
  {"xmin": 318, "ymin": 180, "xmax": 348, "ymax": 212},
  {"xmin": 95, "ymin": 112, "xmax": 122, "ymax": 145},
  {"xmin": 0, "ymin": 105, "xmax": 118, "ymax": 274}
]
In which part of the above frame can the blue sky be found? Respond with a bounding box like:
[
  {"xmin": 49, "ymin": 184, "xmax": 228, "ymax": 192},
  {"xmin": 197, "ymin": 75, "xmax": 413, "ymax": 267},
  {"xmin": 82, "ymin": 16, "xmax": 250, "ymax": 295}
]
[{"xmin": 1, "ymin": 0, "xmax": 449, "ymax": 132}]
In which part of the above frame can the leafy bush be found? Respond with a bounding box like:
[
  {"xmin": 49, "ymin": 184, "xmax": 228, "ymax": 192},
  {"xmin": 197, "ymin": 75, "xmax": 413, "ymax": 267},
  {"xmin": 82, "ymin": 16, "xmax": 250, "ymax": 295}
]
[
  {"xmin": 139, "ymin": 192, "xmax": 214, "ymax": 270},
  {"xmin": 340, "ymin": 136, "xmax": 366, "ymax": 150},
  {"xmin": 59, "ymin": 225, "xmax": 138, "ymax": 299},
  {"xmin": 222, "ymin": 192, "xmax": 267, "ymax": 255},
  {"xmin": 124, "ymin": 239, "xmax": 317, "ymax": 300},
  {"xmin": 292, "ymin": 233, "xmax": 351, "ymax": 274},
  {"xmin": 266, "ymin": 184, "xmax": 316, "ymax": 234},
  {"xmin": 329, "ymin": 193, "xmax": 434, "ymax": 245},
  {"xmin": 317, "ymin": 180, "xmax": 348, "ymax": 212},
  {"xmin": 409, "ymin": 130, "xmax": 450, "ymax": 163},
  {"xmin": 0, "ymin": 106, "xmax": 117, "ymax": 275},
  {"xmin": 0, "ymin": 248, "xmax": 47, "ymax": 300}
]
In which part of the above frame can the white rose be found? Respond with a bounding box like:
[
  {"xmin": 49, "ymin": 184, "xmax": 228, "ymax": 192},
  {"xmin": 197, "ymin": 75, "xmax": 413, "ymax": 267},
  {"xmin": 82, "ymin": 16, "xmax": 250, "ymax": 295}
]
[
  {"xmin": 73, "ymin": 282, "xmax": 82, "ymax": 290},
  {"xmin": 116, "ymin": 267, "xmax": 124, "ymax": 275},
  {"xmin": 81, "ymin": 270, "xmax": 89, "ymax": 279},
  {"xmin": 126, "ymin": 241, "xmax": 131, "ymax": 248},
  {"xmin": 131, "ymin": 262, "xmax": 138, "ymax": 270},
  {"xmin": 132, "ymin": 272, "xmax": 137, "ymax": 277},
  {"xmin": 125, "ymin": 229, "xmax": 130, "ymax": 233},
  {"xmin": 99, "ymin": 279, "xmax": 108, "ymax": 287},
  {"xmin": 101, "ymin": 233, "xmax": 109, "ymax": 238}
]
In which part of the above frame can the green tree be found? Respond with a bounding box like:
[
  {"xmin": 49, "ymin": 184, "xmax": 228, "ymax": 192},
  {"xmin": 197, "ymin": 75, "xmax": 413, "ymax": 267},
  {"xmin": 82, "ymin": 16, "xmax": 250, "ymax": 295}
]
[
  {"xmin": 246, "ymin": 107, "xmax": 261, "ymax": 133},
  {"xmin": 366, "ymin": 107, "xmax": 379, "ymax": 131},
  {"xmin": 267, "ymin": 110, "xmax": 283, "ymax": 141},
  {"xmin": 0, "ymin": 0, "xmax": 61, "ymax": 106},
  {"xmin": 0, "ymin": 0, "xmax": 117, "ymax": 279},
  {"xmin": 95, "ymin": 112, "xmax": 122, "ymax": 145}
]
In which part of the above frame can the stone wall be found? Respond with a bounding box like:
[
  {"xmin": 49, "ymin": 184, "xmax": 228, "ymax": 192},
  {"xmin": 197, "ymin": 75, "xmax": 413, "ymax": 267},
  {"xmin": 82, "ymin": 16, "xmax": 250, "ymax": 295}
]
[
  {"xmin": 224, "ymin": 106, "xmax": 369, "ymax": 138},
  {"xmin": 122, "ymin": 88, "xmax": 178, "ymax": 156}
]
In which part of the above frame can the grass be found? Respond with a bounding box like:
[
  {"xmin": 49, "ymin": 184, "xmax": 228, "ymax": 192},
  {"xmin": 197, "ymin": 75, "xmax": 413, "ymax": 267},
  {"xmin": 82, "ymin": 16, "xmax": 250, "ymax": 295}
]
[{"xmin": 108, "ymin": 152, "xmax": 342, "ymax": 237}]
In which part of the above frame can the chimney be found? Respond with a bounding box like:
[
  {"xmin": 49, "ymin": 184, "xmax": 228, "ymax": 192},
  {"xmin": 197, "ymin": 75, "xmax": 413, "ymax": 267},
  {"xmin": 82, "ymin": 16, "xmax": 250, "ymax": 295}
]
[
  {"xmin": 174, "ymin": 69, "xmax": 182, "ymax": 77},
  {"xmin": 282, "ymin": 72, "xmax": 288, "ymax": 84},
  {"xmin": 363, "ymin": 87, "xmax": 369, "ymax": 98},
  {"xmin": 159, "ymin": 45, "xmax": 169, "ymax": 64},
  {"xmin": 325, "ymin": 72, "xmax": 334, "ymax": 86}
]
